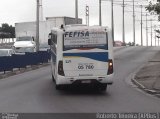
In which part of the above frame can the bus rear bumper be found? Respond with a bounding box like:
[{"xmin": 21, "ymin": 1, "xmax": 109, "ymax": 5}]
[{"xmin": 56, "ymin": 74, "xmax": 114, "ymax": 85}]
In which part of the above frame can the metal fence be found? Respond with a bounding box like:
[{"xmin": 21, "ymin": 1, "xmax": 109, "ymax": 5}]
[{"xmin": 0, "ymin": 51, "xmax": 51, "ymax": 72}]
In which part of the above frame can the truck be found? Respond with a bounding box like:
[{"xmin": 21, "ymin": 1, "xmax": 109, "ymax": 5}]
[{"xmin": 14, "ymin": 16, "xmax": 82, "ymax": 53}]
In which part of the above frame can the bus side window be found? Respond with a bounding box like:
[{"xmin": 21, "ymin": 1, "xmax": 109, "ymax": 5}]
[{"xmin": 48, "ymin": 33, "xmax": 52, "ymax": 45}]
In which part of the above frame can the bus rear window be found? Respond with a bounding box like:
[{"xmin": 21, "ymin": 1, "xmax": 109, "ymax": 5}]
[{"xmin": 63, "ymin": 31, "xmax": 108, "ymax": 51}]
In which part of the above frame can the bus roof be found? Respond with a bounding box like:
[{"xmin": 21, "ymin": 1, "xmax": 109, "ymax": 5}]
[
  {"xmin": 51, "ymin": 25, "xmax": 110, "ymax": 33},
  {"xmin": 64, "ymin": 25, "xmax": 109, "ymax": 32}
]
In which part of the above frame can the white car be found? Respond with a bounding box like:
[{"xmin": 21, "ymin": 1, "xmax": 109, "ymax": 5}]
[{"xmin": 13, "ymin": 36, "xmax": 36, "ymax": 53}]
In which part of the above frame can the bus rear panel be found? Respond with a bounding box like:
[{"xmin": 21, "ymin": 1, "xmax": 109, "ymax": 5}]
[{"xmin": 57, "ymin": 27, "xmax": 114, "ymax": 86}]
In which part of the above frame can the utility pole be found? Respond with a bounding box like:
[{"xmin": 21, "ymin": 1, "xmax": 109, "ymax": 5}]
[
  {"xmin": 101, "ymin": 0, "xmax": 114, "ymax": 44},
  {"xmin": 111, "ymin": 0, "xmax": 114, "ymax": 45},
  {"xmin": 158, "ymin": 36, "xmax": 160, "ymax": 46},
  {"xmin": 86, "ymin": 5, "xmax": 89, "ymax": 26},
  {"xmin": 122, "ymin": 0, "xmax": 125, "ymax": 44},
  {"xmin": 39, "ymin": 0, "xmax": 43, "ymax": 21},
  {"xmin": 146, "ymin": 13, "xmax": 148, "ymax": 46},
  {"xmin": 133, "ymin": 0, "xmax": 136, "ymax": 46},
  {"xmin": 75, "ymin": 0, "xmax": 78, "ymax": 24},
  {"xmin": 36, "ymin": 0, "xmax": 40, "ymax": 52},
  {"xmin": 140, "ymin": 5, "xmax": 143, "ymax": 46},
  {"xmin": 154, "ymin": 26, "xmax": 156, "ymax": 46},
  {"xmin": 151, "ymin": 19, "xmax": 153, "ymax": 46},
  {"xmin": 99, "ymin": 0, "xmax": 102, "ymax": 26},
  {"xmin": 155, "ymin": 31, "xmax": 157, "ymax": 46}
]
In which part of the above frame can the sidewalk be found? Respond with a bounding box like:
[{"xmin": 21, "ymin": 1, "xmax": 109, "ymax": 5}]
[{"xmin": 132, "ymin": 51, "xmax": 160, "ymax": 97}]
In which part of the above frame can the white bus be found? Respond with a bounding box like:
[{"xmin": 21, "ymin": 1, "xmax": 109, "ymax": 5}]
[{"xmin": 48, "ymin": 25, "xmax": 114, "ymax": 91}]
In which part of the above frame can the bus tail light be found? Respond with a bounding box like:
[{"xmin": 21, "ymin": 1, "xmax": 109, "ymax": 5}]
[
  {"xmin": 58, "ymin": 60, "xmax": 65, "ymax": 76},
  {"xmin": 107, "ymin": 59, "xmax": 113, "ymax": 75}
]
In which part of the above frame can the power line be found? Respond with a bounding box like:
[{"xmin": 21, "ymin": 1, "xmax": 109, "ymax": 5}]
[
  {"xmin": 136, "ymin": 19, "xmax": 158, "ymax": 21},
  {"xmin": 125, "ymin": 11, "xmax": 148, "ymax": 13}
]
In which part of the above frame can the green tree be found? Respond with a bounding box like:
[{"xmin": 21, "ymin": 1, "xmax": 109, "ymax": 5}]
[
  {"xmin": 1, "ymin": 23, "xmax": 10, "ymax": 33},
  {"xmin": 0, "ymin": 23, "xmax": 15, "ymax": 39},
  {"xmin": 146, "ymin": 1, "xmax": 160, "ymax": 15},
  {"xmin": 155, "ymin": 29, "xmax": 160, "ymax": 33},
  {"xmin": 146, "ymin": 1, "xmax": 160, "ymax": 35},
  {"xmin": 9, "ymin": 25, "xmax": 15, "ymax": 38}
]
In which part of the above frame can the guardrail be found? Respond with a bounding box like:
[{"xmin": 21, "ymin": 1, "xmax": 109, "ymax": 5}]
[{"xmin": 0, "ymin": 51, "xmax": 51, "ymax": 73}]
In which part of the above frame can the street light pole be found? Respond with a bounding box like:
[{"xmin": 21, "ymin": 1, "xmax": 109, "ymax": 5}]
[
  {"xmin": 151, "ymin": 19, "xmax": 153, "ymax": 46},
  {"xmin": 154, "ymin": 26, "xmax": 156, "ymax": 46},
  {"xmin": 111, "ymin": 0, "xmax": 114, "ymax": 45},
  {"xmin": 86, "ymin": 5, "xmax": 89, "ymax": 26},
  {"xmin": 75, "ymin": 0, "xmax": 78, "ymax": 24},
  {"xmin": 101, "ymin": 0, "xmax": 114, "ymax": 44},
  {"xmin": 122, "ymin": 0, "xmax": 125, "ymax": 44},
  {"xmin": 99, "ymin": 0, "xmax": 102, "ymax": 26},
  {"xmin": 146, "ymin": 13, "xmax": 148, "ymax": 46},
  {"xmin": 133, "ymin": 0, "xmax": 136, "ymax": 45},
  {"xmin": 36, "ymin": 0, "xmax": 40, "ymax": 52},
  {"xmin": 155, "ymin": 31, "xmax": 157, "ymax": 46},
  {"xmin": 140, "ymin": 5, "xmax": 143, "ymax": 46}
]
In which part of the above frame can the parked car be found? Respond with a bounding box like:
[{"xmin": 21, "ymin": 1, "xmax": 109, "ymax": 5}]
[
  {"xmin": 114, "ymin": 41, "xmax": 123, "ymax": 47},
  {"xmin": 0, "ymin": 49, "xmax": 15, "ymax": 57}
]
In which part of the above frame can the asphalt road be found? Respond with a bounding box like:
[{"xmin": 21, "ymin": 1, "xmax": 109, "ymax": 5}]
[{"xmin": 0, "ymin": 46, "xmax": 160, "ymax": 113}]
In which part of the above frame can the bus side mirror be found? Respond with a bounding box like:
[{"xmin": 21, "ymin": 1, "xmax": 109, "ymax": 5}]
[
  {"xmin": 48, "ymin": 33, "xmax": 52, "ymax": 45},
  {"xmin": 32, "ymin": 37, "xmax": 34, "ymax": 41},
  {"xmin": 48, "ymin": 39, "xmax": 52, "ymax": 45}
]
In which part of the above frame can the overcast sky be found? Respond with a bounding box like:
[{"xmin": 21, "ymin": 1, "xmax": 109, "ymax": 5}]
[{"xmin": 0, "ymin": 0, "xmax": 159, "ymax": 45}]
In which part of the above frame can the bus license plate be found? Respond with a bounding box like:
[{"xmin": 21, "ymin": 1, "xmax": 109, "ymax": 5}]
[{"xmin": 78, "ymin": 64, "xmax": 94, "ymax": 70}]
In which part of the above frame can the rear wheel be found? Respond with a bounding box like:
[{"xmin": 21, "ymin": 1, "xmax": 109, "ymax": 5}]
[
  {"xmin": 56, "ymin": 85, "xmax": 64, "ymax": 90},
  {"xmin": 99, "ymin": 84, "xmax": 107, "ymax": 91}
]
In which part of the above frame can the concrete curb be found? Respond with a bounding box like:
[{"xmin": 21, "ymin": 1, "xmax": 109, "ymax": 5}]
[
  {"xmin": 0, "ymin": 63, "xmax": 50, "ymax": 80},
  {"xmin": 131, "ymin": 73, "xmax": 160, "ymax": 98}
]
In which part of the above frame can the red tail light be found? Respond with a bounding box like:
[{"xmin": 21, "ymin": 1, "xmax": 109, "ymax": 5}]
[
  {"xmin": 107, "ymin": 59, "xmax": 113, "ymax": 75},
  {"xmin": 58, "ymin": 60, "xmax": 65, "ymax": 76}
]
